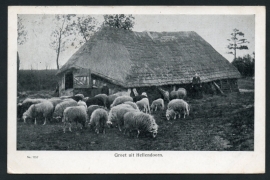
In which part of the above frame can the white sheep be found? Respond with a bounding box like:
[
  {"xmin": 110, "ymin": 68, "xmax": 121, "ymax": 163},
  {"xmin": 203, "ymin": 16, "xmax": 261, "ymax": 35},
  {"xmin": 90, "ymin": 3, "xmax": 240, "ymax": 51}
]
[
  {"xmin": 107, "ymin": 104, "xmax": 139, "ymax": 131},
  {"xmin": 22, "ymin": 101, "xmax": 54, "ymax": 125},
  {"xmin": 110, "ymin": 96, "xmax": 133, "ymax": 108},
  {"xmin": 59, "ymin": 96, "xmax": 70, "ymax": 100},
  {"xmin": 63, "ymin": 98, "xmax": 77, "ymax": 102},
  {"xmin": 87, "ymin": 105, "xmax": 106, "ymax": 121},
  {"xmin": 22, "ymin": 98, "xmax": 48, "ymax": 104},
  {"xmin": 150, "ymin": 98, "xmax": 164, "ymax": 112},
  {"xmin": 136, "ymin": 98, "xmax": 151, "ymax": 114},
  {"xmin": 62, "ymin": 106, "xmax": 87, "ymax": 133},
  {"xmin": 123, "ymin": 111, "xmax": 159, "ymax": 138},
  {"xmin": 75, "ymin": 93, "xmax": 84, "ymax": 99},
  {"xmin": 18, "ymin": 98, "xmax": 48, "ymax": 119},
  {"xmin": 52, "ymin": 100, "xmax": 78, "ymax": 120},
  {"xmin": 77, "ymin": 100, "xmax": 87, "ymax": 110},
  {"xmin": 166, "ymin": 99, "xmax": 190, "ymax": 120},
  {"xmin": 170, "ymin": 88, "xmax": 187, "ymax": 100},
  {"xmin": 113, "ymin": 89, "xmax": 131, "ymax": 96},
  {"xmin": 89, "ymin": 108, "xmax": 109, "ymax": 134},
  {"xmin": 141, "ymin": 92, "xmax": 147, "ymax": 96},
  {"xmin": 83, "ymin": 97, "xmax": 89, "ymax": 102},
  {"xmin": 48, "ymin": 98, "xmax": 63, "ymax": 108},
  {"xmin": 123, "ymin": 101, "xmax": 139, "ymax": 110}
]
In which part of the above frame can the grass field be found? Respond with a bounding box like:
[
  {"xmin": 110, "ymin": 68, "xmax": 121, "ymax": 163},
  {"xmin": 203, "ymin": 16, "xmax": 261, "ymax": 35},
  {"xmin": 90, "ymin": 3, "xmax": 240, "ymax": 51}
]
[{"xmin": 17, "ymin": 78, "xmax": 254, "ymax": 151}]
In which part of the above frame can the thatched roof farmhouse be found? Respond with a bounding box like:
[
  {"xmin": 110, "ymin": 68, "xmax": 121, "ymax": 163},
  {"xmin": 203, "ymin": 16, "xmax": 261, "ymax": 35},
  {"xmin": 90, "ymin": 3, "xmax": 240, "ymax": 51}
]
[{"xmin": 57, "ymin": 27, "xmax": 241, "ymax": 97}]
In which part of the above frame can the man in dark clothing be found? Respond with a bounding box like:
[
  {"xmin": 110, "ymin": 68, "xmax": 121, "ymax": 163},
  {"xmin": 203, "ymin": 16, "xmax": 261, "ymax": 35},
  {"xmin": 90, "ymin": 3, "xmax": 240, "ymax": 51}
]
[
  {"xmin": 192, "ymin": 73, "xmax": 202, "ymax": 98},
  {"xmin": 101, "ymin": 83, "xmax": 109, "ymax": 95},
  {"xmin": 54, "ymin": 84, "xmax": 59, "ymax": 97}
]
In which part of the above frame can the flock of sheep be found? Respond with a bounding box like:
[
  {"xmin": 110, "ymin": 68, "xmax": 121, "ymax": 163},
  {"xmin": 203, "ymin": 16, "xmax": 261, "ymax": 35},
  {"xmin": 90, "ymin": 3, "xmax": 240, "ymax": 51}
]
[{"xmin": 18, "ymin": 87, "xmax": 190, "ymax": 138}]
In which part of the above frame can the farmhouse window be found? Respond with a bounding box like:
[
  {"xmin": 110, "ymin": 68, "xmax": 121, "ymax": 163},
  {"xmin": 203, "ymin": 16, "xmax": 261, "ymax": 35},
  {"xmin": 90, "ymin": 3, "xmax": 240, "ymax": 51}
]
[
  {"xmin": 74, "ymin": 76, "xmax": 88, "ymax": 86},
  {"xmin": 73, "ymin": 69, "xmax": 91, "ymax": 88}
]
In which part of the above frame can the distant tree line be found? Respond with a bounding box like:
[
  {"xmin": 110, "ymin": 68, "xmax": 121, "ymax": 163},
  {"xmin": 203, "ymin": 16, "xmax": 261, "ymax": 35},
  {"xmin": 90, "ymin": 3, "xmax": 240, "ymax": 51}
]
[
  {"xmin": 18, "ymin": 69, "xmax": 58, "ymax": 91},
  {"xmin": 231, "ymin": 53, "xmax": 254, "ymax": 77}
]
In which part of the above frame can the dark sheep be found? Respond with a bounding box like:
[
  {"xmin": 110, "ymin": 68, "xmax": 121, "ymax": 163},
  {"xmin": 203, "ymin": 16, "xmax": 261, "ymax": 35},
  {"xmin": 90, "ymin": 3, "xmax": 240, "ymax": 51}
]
[
  {"xmin": 85, "ymin": 96, "xmax": 105, "ymax": 107},
  {"xmin": 17, "ymin": 103, "xmax": 24, "ymax": 119},
  {"xmin": 133, "ymin": 95, "xmax": 147, "ymax": 103},
  {"xmin": 17, "ymin": 98, "xmax": 48, "ymax": 119},
  {"xmin": 106, "ymin": 94, "xmax": 119, "ymax": 109},
  {"xmin": 95, "ymin": 94, "xmax": 108, "ymax": 107},
  {"xmin": 68, "ymin": 96, "xmax": 84, "ymax": 102}
]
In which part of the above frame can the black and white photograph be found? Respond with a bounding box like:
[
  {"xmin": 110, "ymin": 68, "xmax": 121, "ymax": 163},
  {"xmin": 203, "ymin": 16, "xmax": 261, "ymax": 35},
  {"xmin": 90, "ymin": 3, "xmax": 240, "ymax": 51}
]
[{"xmin": 8, "ymin": 6, "xmax": 265, "ymax": 174}]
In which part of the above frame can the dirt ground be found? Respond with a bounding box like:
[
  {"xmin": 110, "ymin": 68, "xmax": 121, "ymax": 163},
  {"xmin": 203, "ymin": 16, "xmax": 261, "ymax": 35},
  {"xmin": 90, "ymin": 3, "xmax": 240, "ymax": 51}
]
[{"xmin": 17, "ymin": 78, "xmax": 254, "ymax": 151}]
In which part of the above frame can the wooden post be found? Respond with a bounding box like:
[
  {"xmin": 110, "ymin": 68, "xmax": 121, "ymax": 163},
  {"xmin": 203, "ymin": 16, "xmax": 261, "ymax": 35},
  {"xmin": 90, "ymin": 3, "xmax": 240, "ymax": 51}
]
[
  {"xmin": 220, "ymin": 80, "xmax": 222, "ymax": 90},
  {"xmin": 213, "ymin": 81, "xmax": 225, "ymax": 95}
]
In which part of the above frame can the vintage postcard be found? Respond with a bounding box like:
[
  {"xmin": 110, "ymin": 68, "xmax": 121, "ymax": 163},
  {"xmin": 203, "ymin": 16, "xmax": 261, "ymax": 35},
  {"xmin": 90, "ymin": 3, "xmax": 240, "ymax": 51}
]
[{"xmin": 8, "ymin": 6, "xmax": 265, "ymax": 173}]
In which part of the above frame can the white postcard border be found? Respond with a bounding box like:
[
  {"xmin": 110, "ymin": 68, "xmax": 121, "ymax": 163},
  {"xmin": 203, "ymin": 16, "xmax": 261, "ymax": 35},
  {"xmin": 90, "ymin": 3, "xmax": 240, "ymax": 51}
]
[{"xmin": 8, "ymin": 6, "xmax": 265, "ymax": 174}]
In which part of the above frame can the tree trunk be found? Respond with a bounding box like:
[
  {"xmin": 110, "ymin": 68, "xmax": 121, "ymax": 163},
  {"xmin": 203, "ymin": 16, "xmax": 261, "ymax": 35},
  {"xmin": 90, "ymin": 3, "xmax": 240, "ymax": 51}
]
[
  {"xmin": 56, "ymin": 33, "xmax": 62, "ymax": 70},
  {"xmin": 234, "ymin": 35, "xmax": 237, "ymax": 60},
  {"xmin": 55, "ymin": 17, "xmax": 66, "ymax": 70},
  {"xmin": 234, "ymin": 46, "xmax": 236, "ymax": 60},
  {"xmin": 56, "ymin": 50, "xmax": 60, "ymax": 70}
]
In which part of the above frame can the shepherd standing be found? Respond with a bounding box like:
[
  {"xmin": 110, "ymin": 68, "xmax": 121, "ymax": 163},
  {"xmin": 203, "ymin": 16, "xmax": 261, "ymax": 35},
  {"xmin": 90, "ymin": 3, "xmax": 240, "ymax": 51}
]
[
  {"xmin": 192, "ymin": 73, "xmax": 202, "ymax": 98},
  {"xmin": 101, "ymin": 83, "xmax": 109, "ymax": 95}
]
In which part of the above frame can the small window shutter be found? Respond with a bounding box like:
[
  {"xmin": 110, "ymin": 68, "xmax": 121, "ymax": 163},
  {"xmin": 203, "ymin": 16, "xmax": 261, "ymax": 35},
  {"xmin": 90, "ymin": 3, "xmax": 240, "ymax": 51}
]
[{"xmin": 73, "ymin": 69, "xmax": 91, "ymax": 88}]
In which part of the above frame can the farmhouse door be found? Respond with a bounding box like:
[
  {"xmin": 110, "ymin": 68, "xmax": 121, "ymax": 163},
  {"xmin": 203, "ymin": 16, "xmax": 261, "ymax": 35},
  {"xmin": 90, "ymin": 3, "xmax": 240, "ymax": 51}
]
[{"xmin": 73, "ymin": 69, "xmax": 91, "ymax": 89}]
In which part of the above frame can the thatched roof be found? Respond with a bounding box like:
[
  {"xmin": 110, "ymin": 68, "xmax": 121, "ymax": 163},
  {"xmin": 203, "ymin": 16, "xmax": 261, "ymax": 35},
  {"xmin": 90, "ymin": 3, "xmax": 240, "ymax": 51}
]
[{"xmin": 57, "ymin": 27, "xmax": 241, "ymax": 87}]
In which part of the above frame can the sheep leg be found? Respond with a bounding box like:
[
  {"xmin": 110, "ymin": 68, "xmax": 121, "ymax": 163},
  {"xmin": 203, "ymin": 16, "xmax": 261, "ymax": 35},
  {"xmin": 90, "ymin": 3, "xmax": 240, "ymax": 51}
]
[
  {"xmin": 63, "ymin": 122, "xmax": 66, "ymax": 133},
  {"xmin": 103, "ymin": 128, "xmax": 106, "ymax": 134},
  {"xmin": 155, "ymin": 106, "xmax": 157, "ymax": 112},
  {"xmin": 174, "ymin": 114, "xmax": 176, "ymax": 120},
  {"xmin": 43, "ymin": 117, "xmax": 46, "ymax": 125},
  {"xmin": 137, "ymin": 130, "xmax": 140, "ymax": 138},
  {"xmin": 69, "ymin": 123, "xmax": 72, "ymax": 132},
  {"xmin": 178, "ymin": 113, "xmax": 181, "ymax": 119},
  {"xmin": 34, "ymin": 118, "xmax": 37, "ymax": 125},
  {"xmin": 118, "ymin": 125, "xmax": 122, "ymax": 132}
]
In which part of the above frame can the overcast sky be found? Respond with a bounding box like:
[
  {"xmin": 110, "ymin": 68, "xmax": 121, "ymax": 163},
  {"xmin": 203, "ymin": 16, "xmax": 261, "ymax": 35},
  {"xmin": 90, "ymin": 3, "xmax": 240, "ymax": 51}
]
[{"xmin": 18, "ymin": 14, "xmax": 255, "ymax": 70}]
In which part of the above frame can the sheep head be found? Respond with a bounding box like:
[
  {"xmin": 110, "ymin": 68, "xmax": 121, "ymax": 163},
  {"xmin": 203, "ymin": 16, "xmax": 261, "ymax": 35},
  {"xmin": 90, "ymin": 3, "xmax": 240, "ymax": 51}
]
[
  {"xmin": 150, "ymin": 124, "xmax": 158, "ymax": 138},
  {"xmin": 22, "ymin": 113, "xmax": 29, "ymax": 123},
  {"xmin": 106, "ymin": 120, "xmax": 113, "ymax": 128},
  {"xmin": 166, "ymin": 109, "xmax": 175, "ymax": 121}
]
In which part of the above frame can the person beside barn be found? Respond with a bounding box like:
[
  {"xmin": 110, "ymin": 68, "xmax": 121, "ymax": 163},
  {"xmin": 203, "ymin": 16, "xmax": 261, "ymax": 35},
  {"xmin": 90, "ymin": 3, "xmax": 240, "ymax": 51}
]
[
  {"xmin": 192, "ymin": 73, "xmax": 202, "ymax": 98},
  {"xmin": 101, "ymin": 83, "xmax": 109, "ymax": 95},
  {"xmin": 54, "ymin": 84, "xmax": 59, "ymax": 97}
]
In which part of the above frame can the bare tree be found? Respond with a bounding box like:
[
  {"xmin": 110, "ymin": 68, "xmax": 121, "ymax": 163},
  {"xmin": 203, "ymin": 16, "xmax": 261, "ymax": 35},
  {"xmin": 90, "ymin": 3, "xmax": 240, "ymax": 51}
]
[
  {"xmin": 17, "ymin": 16, "xmax": 28, "ymax": 71},
  {"xmin": 50, "ymin": 14, "xmax": 76, "ymax": 69}
]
